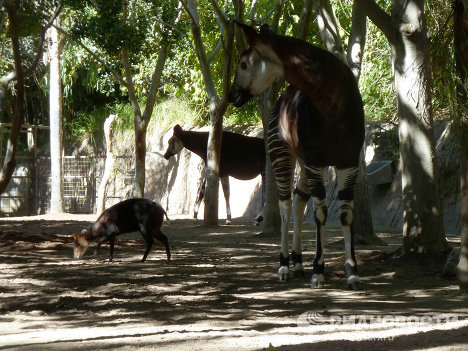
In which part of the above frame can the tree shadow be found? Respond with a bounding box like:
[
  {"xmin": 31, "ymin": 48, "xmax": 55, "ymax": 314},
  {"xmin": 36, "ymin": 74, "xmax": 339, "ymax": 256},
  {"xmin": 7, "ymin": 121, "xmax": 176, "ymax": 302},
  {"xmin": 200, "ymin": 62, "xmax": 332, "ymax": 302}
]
[{"xmin": 0, "ymin": 218, "xmax": 466, "ymax": 349}]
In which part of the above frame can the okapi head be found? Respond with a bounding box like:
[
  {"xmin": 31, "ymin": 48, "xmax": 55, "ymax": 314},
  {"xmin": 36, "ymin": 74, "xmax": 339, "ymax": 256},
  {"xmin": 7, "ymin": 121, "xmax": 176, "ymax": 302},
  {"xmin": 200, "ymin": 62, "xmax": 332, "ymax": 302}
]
[
  {"xmin": 228, "ymin": 23, "xmax": 284, "ymax": 107},
  {"xmin": 73, "ymin": 229, "xmax": 90, "ymax": 259},
  {"xmin": 163, "ymin": 124, "xmax": 185, "ymax": 160}
]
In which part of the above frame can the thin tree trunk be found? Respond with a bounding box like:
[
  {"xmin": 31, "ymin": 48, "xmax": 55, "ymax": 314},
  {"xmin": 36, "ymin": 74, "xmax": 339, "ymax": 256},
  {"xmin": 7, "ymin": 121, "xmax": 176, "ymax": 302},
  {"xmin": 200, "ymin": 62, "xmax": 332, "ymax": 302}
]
[
  {"xmin": 250, "ymin": 0, "xmax": 286, "ymax": 234},
  {"xmin": 0, "ymin": 2, "xmax": 25, "ymax": 195},
  {"xmin": 122, "ymin": 0, "xmax": 176, "ymax": 198},
  {"xmin": 257, "ymin": 88, "xmax": 281, "ymax": 234},
  {"xmin": 96, "ymin": 114, "xmax": 116, "ymax": 213},
  {"xmin": 183, "ymin": 0, "xmax": 234, "ymax": 226},
  {"xmin": 47, "ymin": 25, "xmax": 65, "ymax": 214},
  {"xmin": 205, "ymin": 98, "xmax": 223, "ymax": 225},
  {"xmin": 454, "ymin": 0, "xmax": 468, "ymax": 292},
  {"xmin": 347, "ymin": 1, "xmax": 383, "ymax": 245},
  {"xmin": 460, "ymin": 124, "xmax": 468, "ymax": 292}
]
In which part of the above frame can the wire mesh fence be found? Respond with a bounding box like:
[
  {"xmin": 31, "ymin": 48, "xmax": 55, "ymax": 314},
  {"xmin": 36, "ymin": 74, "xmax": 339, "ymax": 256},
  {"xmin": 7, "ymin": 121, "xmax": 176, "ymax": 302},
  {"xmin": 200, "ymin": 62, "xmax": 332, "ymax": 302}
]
[{"xmin": 0, "ymin": 155, "xmax": 134, "ymax": 216}]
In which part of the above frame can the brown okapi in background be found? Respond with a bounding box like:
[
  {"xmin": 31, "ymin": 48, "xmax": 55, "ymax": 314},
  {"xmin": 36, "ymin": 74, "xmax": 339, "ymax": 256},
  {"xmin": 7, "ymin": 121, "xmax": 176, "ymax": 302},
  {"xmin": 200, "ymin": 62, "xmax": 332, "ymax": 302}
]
[
  {"xmin": 228, "ymin": 23, "xmax": 365, "ymax": 290},
  {"xmin": 163, "ymin": 124, "xmax": 266, "ymax": 224}
]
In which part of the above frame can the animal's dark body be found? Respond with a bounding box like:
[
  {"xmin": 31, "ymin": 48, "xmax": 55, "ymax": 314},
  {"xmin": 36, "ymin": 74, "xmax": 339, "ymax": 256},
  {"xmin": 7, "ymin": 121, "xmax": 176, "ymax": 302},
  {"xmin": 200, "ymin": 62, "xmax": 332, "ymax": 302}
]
[
  {"xmin": 164, "ymin": 124, "xmax": 266, "ymax": 223},
  {"xmin": 73, "ymin": 198, "xmax": 171, "ymax": 262},
  {"xmin": 229, "ymin": 23, "xmax": 365, "ymax": 289}
]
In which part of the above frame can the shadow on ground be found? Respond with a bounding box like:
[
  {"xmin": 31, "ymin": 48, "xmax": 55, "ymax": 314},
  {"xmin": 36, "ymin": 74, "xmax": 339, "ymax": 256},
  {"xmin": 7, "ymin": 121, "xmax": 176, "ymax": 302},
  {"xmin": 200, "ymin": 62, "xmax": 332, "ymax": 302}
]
[{"xmin": 0, "ymin": 217, "xmax": 466, "ymax": 350}]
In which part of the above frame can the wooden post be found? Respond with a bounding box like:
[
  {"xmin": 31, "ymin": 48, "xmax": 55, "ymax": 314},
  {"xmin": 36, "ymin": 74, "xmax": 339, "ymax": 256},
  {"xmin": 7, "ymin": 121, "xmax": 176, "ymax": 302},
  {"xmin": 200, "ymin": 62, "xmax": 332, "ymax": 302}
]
[{"xmin": 96, "ymin": 114, "xmax": 117, "ymax": 214}]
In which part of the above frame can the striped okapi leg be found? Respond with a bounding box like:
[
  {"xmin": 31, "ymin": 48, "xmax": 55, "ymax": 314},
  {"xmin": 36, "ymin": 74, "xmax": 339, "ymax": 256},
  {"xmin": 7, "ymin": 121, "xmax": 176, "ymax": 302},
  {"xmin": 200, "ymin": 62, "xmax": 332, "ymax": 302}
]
[
  {"xmin": 336, "ymin": 167, "xmax": 360, "ymax": 290},
  {"xmin": 193, "ymin": 176, "xmax": 206, "ymax": 219},
  {"xmin": 306, "ymin": 167, "xmax": 328, "ymax": 289},
  {"xmin": 279, "ymin": 198, "xmax": 292, "ymax": 280},
  {"xmin": 291, "ymin": 162, "xmax": 311, "ymax": 277},
  {"xmin": 220, "ymin": 176, "xmax": 232, "ymax": 225},
  {"xmin": 305, "ymin": 166, "xmax": 328, "ymax": 288},
  {"xmin": 311, "ymin": 197, "xmax": 327, "ymax": 288}
]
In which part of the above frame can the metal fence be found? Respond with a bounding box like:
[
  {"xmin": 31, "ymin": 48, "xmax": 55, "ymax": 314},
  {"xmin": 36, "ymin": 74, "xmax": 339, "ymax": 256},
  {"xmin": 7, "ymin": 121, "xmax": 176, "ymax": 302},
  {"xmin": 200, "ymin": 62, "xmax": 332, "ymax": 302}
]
[{"xmin": 0, "ymin": 155, "xmax": 134, "ymax": 216}]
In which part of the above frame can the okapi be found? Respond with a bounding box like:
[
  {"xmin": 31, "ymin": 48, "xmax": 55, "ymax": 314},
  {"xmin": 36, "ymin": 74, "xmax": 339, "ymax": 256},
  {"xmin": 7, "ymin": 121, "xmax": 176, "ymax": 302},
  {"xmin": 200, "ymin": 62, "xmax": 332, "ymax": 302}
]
[
  {"xmin": 163, "ymin": 124, "xmax": 266, "ymax": 224},
  {"xmin": 228, "ymin": 24, "xmax": 365, "ymax": 290}
]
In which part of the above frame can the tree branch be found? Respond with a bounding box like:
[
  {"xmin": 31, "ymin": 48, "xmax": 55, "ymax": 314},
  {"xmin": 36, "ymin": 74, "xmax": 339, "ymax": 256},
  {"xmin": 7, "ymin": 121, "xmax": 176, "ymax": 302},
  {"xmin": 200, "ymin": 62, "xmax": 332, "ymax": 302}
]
[
  {"xmin": 142, "ymin": 5, "xmax": 184, "ymax": 123},
  {"xmin": 209, "ymin": 0, "xmax": 228, "ymax": 28},
  {"xmin": 0, "ymin": 1, "xmax": 63, "ymax": 115},
  {"xmin": 355, "ymin": 0, "xmax": 395, "ymax": 43},
  {"xmin": 183, "ymin": 0, "xmax": 218, "ymax": 99},
  {"xmin": 24, "ymin": 0, "xmax": 63, "ymax": 76},
  {"xmin": 209, "ymin": 12, "xmax": 224, "ymax": 63},
  {"xmin": 347, "ymin": 0, "xmax": 367, "ymax": 81},
  {"xmin": 52, "ymin": 24, "xmax": 128, "ymax": 88},
  {"xmin": 179, "ymin": 0, "xmax": 198, "ymax": 25},
  {"xmin": 250, "ymin": 0, "xmax": 280, "ymax": 25},
  {"xmin": 298, "ymin": 0, "xmax": 313, "ymax": 40}
]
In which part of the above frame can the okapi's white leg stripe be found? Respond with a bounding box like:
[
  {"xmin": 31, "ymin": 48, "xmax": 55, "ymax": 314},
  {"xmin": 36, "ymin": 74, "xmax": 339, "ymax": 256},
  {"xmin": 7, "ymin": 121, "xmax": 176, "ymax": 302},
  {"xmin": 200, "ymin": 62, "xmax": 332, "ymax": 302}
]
[
  {"xmin": 347, "ymin": 275, "xmax": 360, "ymax": 285},
  {"xmin": 311, "ymin": 273, "xmax": 325, "ymax": 288},
  {"xmin": 278, "ymin": 265, "xmax": 289, "ymax": 281}
]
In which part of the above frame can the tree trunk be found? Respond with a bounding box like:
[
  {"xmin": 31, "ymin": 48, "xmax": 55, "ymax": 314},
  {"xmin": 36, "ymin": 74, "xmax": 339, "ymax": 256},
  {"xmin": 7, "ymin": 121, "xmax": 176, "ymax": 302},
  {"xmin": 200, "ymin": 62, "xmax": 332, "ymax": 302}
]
[
  {"xmin": 453, "ymin": 0, "xmax": 468, "ymax": 292},
  {"xmin": 204, "ymin": 97, "xmax": 223, "ymax": 225},
  {"xmin": 121, "ymin": 2, "xmax": 174, "ymax": 199},
  {"xmin": 460, "ymin": 123, "xmax": 468, "ymax": 292},
  {"xmin": 183, "ymin": 1, "xmax": 234, "ymax": 226},
  {"xmin": 133, "ymin": 114, "xmax": 146, "ymax": 198},
  {"xmin": 0, "ymin": 2, "xmax": 25, "ymax": 195},
  {"xmin": 47, "ymin": 25, "xmax": 65, "ymax": 214},
  {"xmin": 390, "ymin": 1, "xmax": 447, "ymax": 254},
  {"xmin": 125, "ymin": 42, "xmax": 171, "ymax": 199},
  {"xmin": 357, "ymin": 0, "xmax": 448, "ymax": 253},
  {"xmin": 96, "ymin": 114, "xmax": 116, "ymax": 214},
  {"xmin": 347, "ymin": 2, "xmax": 383, "ymax": 245},
  {"xmin": 257, "ymin": 88, "xmax": 281, "ymax": 234}
]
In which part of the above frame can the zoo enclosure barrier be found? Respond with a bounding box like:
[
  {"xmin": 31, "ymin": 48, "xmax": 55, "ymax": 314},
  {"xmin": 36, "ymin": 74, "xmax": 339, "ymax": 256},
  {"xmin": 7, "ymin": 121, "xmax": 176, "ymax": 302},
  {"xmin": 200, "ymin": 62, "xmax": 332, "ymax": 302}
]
[{"xmin": 0, "ymin": 154, "xmax": 135, "ymax": 216}]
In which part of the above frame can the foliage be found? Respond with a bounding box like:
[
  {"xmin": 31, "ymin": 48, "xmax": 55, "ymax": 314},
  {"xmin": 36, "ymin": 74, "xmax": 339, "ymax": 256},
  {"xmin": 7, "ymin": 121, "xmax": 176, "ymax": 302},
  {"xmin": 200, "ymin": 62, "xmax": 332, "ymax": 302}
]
[
  {"xmin": 359, "ymin": 21, "xmax": 396, "ymax": 122},
  {"xmin": 1, "ymin": 0, "xmax": 460, "ymax": 151},
  {"xmin": 63, "ymin": 95, "xmax": 204, "ymax": 152},
  {"xmin": 427, "ymin": 0, "xmax": 459, "ymax": 118}
]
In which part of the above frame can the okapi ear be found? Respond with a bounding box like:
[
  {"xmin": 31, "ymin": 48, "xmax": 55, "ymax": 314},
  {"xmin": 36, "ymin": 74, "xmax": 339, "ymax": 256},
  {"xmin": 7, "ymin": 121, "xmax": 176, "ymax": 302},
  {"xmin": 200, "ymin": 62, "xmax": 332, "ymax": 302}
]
[
  {"xmin": 234, "ymin": 21, "xmax": 259, "ymax": 46},
  {"xmin": 174, "ymin": 124, "xmax": 183, "ymax": 136}
]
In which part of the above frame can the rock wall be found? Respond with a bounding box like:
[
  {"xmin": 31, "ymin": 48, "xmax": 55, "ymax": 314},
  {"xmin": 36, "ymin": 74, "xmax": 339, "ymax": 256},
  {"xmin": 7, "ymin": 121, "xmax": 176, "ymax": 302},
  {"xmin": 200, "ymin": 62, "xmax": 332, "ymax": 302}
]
[{"xmin": 117, "ymin": 121, "xmax": 460, "ymax": 234}]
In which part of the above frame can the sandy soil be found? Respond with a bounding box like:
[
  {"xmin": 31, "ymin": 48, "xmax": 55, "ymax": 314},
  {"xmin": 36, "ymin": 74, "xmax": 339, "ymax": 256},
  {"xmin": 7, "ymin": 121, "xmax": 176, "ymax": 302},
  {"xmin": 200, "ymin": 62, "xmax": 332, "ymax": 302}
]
[{"xmin": 0, "ymin": 214, "xmax": 467, "ymax": 350}]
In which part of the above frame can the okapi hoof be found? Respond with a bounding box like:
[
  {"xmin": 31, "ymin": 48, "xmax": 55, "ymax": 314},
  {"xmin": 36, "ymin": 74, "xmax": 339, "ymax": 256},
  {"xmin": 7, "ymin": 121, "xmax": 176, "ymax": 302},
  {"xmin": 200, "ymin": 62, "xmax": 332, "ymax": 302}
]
[
  {"xmin": 347, "ymin": 275, "xmax": 361, "ymax": 290},
  {"xmin": 225, "ymin": 219, "xmax": 232, "ymax": 225},
  {"xmin": 292, "ymin": 263, "xmax": 305, "ymax": 277},
  {"xmin": 278, "ymin": 266, "xmax": 289, "ymax": 281},
  {"xmin": 311, "ymin": 274, "xmax": 325, "ymax": 289}
]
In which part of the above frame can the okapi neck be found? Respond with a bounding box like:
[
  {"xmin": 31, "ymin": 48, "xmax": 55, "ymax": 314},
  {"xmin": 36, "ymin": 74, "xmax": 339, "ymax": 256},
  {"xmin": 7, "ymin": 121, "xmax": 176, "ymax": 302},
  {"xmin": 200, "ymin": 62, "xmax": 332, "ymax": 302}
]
[
  {"xmin": 180, "ymin": 130, "xmax": 209, "ymax": 161},
  {"xmin": 262, "ymin": 34, "xmax": 351, "ymax": 117}
]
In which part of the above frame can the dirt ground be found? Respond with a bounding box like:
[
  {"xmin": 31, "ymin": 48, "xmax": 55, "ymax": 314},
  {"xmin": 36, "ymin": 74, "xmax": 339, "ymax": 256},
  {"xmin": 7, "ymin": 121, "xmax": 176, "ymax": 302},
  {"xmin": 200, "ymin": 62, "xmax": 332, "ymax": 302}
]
[{"xmin": 0, "ymin": 214, "xmax": 467, "ymax": 351}]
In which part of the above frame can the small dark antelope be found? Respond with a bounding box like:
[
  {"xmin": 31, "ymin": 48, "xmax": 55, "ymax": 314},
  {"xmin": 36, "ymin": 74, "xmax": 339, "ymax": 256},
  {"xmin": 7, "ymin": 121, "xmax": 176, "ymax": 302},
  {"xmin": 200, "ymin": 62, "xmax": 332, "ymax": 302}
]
[
  {"xmin": 73, "ymin": 198, "xmax": 171, "ymax": 262},
  {"xmin": 164, "ymin": 124, "xmax": 266, "ymax": 224},
  {"xmin": 229, "ymin": 24, "xmax": 365, "ymax": 290}
]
